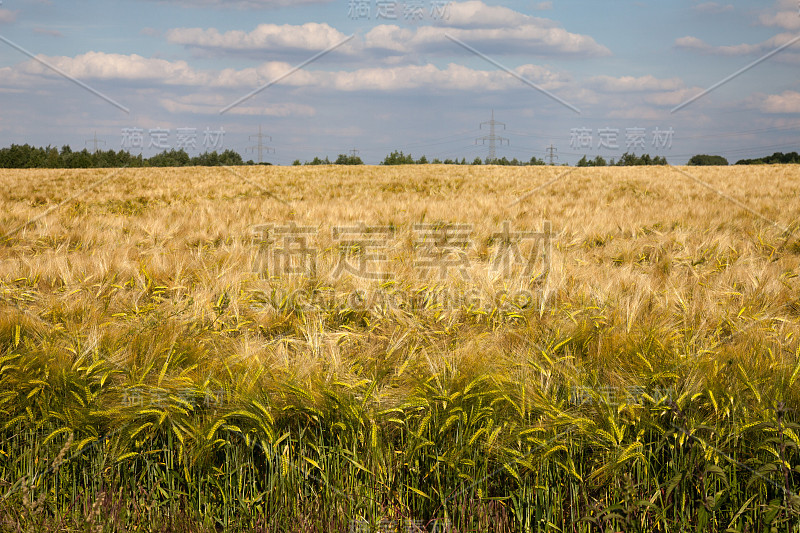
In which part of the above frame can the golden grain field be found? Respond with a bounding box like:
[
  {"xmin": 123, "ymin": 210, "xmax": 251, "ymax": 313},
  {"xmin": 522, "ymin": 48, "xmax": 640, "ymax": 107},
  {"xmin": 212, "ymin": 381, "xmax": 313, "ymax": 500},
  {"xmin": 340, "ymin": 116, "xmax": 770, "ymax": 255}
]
[{"xmin": 1, "ymin": 165, "xmax": 799, "ymax": 531}]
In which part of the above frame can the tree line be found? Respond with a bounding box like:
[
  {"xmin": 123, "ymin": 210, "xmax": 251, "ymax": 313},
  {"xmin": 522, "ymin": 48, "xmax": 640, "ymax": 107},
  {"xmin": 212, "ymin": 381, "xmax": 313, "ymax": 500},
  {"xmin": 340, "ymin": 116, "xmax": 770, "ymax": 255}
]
[
  {"xmin": 687, "ymin": 152, "xmax": 800, "ymax": 166},
  {"xmin": 293, "ymin": 152, "xmax": 547, "ymax": 166},
  {"xmin": 576, "ymin": 153, "xmax": 668, "ymax": 166},
  {"xmin": 0, "ymin": 144, "xmax": 252, "ymax": 168},
  {"xmin": 734, "ymin": 151, "xmax": 800, "ymax": 165},
  {"xmin": 379, "ymin": 151, "xmax": 548, "ymax": 166},
  {"xmin": 2, "ymin": 143, "xmax": 798, "ymax": 168}
]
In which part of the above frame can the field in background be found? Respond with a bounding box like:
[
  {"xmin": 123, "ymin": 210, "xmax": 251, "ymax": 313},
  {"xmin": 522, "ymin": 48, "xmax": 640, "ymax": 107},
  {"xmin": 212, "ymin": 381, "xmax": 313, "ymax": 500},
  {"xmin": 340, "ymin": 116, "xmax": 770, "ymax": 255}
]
[{"xmin": 1, "ymin": 165, "xmax": 799, "ymax": 531}]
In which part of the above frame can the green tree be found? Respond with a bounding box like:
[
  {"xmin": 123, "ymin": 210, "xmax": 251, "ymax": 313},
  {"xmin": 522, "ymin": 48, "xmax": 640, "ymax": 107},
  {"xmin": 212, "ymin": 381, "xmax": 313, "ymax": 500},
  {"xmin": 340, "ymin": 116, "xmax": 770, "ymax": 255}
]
[
  {"xmin": 615, "ymin": 152, "xmax": 668, "ymax": 166},
  {"xmin": 688, "ymin": 154, "xmax": 729, "ymax": 166},
  {"xmin": 218, "ymin": 149, "xmax": 244, "ymax": 166},
  {"xmin": 335, "ymin": 154, "xmax": 363, "ymax": 165},
  {"xmin": 734, "ymin": 152, "xmax": 798, "ymax": 165},
  {"xmin": 382, "ymin": 151, "xmax": 415, "ymax": 165}
]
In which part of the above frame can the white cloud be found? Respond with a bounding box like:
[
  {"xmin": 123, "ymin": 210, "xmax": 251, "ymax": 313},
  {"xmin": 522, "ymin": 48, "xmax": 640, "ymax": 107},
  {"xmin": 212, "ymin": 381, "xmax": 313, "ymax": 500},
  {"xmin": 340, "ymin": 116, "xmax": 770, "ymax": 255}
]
[
  {"xmin": 33, "ymin": 28, "xmax": 64, "ymax": 37},
  {"xmin": 675, "ymin": 32, "xmax": 800, "ymax": 57},
  {"xmin": 166, "ymin": 23, "xmax": 352, "ymax": 53},
  {"xmin": 0, "ymin": 8, "xmax": 18, "ymax": 23},
  {"xmin": 692, "ymin": 2, "xmax": 734, "ymax": 14},
  {"xmin": 674, "ymin": 36, "xmax": 712, "ymax": 53},
  {"xmin": 417, "ymin": 1, "xmax": 610, "ymax": 57},
  {"xmin": 13, "ymin": 51, "xmax": 570, "ymax": 94},
  {"xmin": 361, "ymin": 25, "xmax": 414, "ymax": 53},
  {"xmin": 566, "ymin": 87, "xmax": 601, "ymax": 106},
  {"xmin": 587, "ymin": 75, "xmax": 684, "ymax": 92},
  {"xmin": 441, "ymin": 0, "xmax": 556, "ymax": 28},
  {"xmin": 165, "ymin": 1, "xmax": 610, "ymax": 59},
  {"xmin": 315, "ymin": 62, "xmax": 569, "ymax": 92},
  {"xmin": 0, "ymin": 67, "xmax": 23, "ymax": 86},
  {"xmin": 645, "ymin": 87, "xmax": 706, "ymax": 107},
  {"xmin": 606, "ymin": 106, "xmax": 667, "ymax": 120},
  {"xmin": 759, "ymin": 0, "xmax": 800, "ymax": 31},
  {"xmin": 159, "ymin": 94, "xmax": 316, "ymax": 116},
  {"xmin": 16, "ymin": 53, "xmax": 312, "ymax": 89},
  {"xmin": 759, "ymin": 90, "xmax": 800, "ymax": 113},
  {"xmin": 151, "ymin": 0, "xmax": 332, "ymax": 8},
  {"xmin": 20, "ymin": 52, "xmax": 209, "ymax": 85},
  {"xmin": 364, "ymin": 23, "xmax": 610, "ymax": 57},
  {"xmin": 531, "ymin": 1, "xmax": 553, "ymax": 10}
]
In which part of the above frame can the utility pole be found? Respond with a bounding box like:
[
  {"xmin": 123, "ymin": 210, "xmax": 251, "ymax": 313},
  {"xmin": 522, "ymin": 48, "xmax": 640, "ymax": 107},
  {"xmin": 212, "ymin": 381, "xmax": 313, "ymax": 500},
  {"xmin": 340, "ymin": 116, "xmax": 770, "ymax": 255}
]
[
  {"xmin": 349, "ymin": 148, "xmax": 359, "ymax": 158},
  {"xmin": 476, "ymin": 110, "xmax": 509, "ymax": 162},
  {"xmin": 546, "ymin": 144, "xmax": 558, "ymax": 165},
  {"xmin": 248, "ymin": 125, "xmax": 274, "ymax": 163},
  {"xmin": 85, "ymin": 131, "xmax": 105, "ymax": 153}
]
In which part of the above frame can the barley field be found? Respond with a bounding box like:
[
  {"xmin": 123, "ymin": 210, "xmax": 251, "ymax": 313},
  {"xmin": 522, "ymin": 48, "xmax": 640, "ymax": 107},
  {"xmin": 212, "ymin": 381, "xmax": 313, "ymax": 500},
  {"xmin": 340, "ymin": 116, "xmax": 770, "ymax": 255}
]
[{"xmin": 0, "ymin": 164, "xmax": 799, "ymax": 531}]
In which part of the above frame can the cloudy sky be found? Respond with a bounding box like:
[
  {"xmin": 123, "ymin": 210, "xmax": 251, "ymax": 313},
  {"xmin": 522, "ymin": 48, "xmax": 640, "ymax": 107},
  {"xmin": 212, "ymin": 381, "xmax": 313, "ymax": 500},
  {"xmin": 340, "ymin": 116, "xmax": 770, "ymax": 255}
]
[{"xmin": 0, "ymin": 0, "xmax": 798, "ymax": 164}]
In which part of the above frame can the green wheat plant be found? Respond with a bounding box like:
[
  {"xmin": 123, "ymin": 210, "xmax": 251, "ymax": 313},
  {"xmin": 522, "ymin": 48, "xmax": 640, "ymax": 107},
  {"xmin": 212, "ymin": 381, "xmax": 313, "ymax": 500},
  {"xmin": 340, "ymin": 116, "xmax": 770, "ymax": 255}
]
[{"xmin": 0, "ymin": 165, "xmax": 798, "ymax": 531}]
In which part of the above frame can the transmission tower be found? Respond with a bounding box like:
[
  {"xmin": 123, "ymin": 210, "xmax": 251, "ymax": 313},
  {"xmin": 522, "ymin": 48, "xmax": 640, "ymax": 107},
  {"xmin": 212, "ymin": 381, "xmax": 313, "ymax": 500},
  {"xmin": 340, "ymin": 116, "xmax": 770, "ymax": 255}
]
[
  {"xmin": 476, "ymin": 110, "xmax": 509, "ymax": 161},
  {"xmin": 85, "ymin": 132, "xmax": 105, "ymax": 153},
  {"xmin": 546, "ymin": 144, "xmax": 558, "ymax": 165},
  {"xmin": 248, "ymin": 125, "xmax": 274, "ymax": 163},
  {"xmin": 349, "ymin": 148, "xmax": 360, "ymax": 158}
]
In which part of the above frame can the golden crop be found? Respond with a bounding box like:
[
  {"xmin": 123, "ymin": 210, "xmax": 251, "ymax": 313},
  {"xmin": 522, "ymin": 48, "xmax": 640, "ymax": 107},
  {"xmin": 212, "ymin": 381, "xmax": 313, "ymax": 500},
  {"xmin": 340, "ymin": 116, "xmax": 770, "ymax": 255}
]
[{"xmin": 0, "ymin": 164, "xmax": 798, "ymax": 531}]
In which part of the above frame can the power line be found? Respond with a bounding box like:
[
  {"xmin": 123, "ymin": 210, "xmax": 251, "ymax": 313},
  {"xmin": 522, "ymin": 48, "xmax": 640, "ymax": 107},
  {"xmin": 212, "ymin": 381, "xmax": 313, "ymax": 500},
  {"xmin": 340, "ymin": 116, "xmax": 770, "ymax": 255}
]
[
  {"xmin": 507, "ymin": 130, "xmax": 572, "ymax": 141},
  {"xmin": 546, "ymin": 144, "xmax": 558, "ymax": 165},
  {"xmin": 85, "ymin": 131, "xmax": 105, "ymax": 153},
  {"xmin": 476, "ymin": 110, "xmax": 509, "ymax": 161},
  {"xmin": 247, "ymin": 125, "xmax": 274, "ymax": 163}
]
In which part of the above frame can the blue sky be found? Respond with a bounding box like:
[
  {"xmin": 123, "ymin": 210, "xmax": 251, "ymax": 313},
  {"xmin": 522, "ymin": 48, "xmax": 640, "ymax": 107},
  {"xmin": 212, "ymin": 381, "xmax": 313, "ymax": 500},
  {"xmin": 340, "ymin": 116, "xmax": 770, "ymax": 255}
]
[{"xmin": 0, "ymin": 0, "xmax": 798, "ymax": 164}]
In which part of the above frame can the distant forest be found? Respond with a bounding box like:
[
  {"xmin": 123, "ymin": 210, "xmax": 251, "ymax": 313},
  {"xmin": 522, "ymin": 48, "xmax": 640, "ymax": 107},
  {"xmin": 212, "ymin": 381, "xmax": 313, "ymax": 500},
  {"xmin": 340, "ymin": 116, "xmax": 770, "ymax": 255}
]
[
  {"xmin": 0, "ymin": 144, "xmax": 251, "ymax": 168},
  {"xmin": 734, "ymin": 152, "xmax": 800, "ymax": 165},
  {"xmin": 0, "ymin": 143, "xmax": 797, "ymax": 168},
  {"xmin": 688, "ymin": 152, "xmax": 800, "ymax": 166}
]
